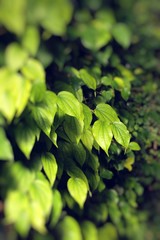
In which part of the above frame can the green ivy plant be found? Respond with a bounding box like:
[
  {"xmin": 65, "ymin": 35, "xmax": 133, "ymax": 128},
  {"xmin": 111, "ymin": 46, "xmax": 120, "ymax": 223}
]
[{"xmin": 0, "ymin": 0, "xmax": 159, "ymax": 240}]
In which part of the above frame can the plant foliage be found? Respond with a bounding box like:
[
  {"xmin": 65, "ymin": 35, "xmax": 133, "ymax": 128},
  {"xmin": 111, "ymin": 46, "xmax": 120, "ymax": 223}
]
[{"xmin": 0, "ymin": 0, "xmax": 160, "ymax": 240}]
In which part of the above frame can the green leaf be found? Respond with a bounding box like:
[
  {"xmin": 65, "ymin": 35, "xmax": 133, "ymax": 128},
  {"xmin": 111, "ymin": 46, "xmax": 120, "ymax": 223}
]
[
  {"xmin": 41, "ymin": 152, "xmax": 58, "ymax": 186},
  {"xmin": 0, "ymin": 69, "xmax": 23, "ymax": 122},
  {"xmin": 50, "ymin": 190, "xmax": 63, "ymax": 227},
  {"xmin": 112, "ymin": 23, "xmax": 131, "ymax": 48},
  {"xmin": 111, "ymin": 122, "xmax": 130, "ymax": 149},
  {"xmin": 129, "ymin": 141, "xmax": 141, "ymax": 151},
  {"xmin": 56, "ymin": 216, "xmax": 82, "ymax": 240},
  {"xmin": 21, "ymin": 58, "xmax": 45, "ymax": 82},
  {"xmin": 79, "ymin": 69, "xmax": 96, "ymax": 90},
  {"xmin": 81, "ymin": 129, "xmax": 94, "ymax": 151},
  {"xmin": 15, "ymin": 77, "xmax": 32, "ymax": 117},
  {"xmin": 41, "ymin": 0, "xmax": 73, "ymax": 36},
  {"xmin": 92, "ymin": 120, "xmax": 113, "ymax": 155},
  {"xmin": 94, "ymin": 103, "xmax": 119, "ymax": 123},
  {"xmin": 63, "ymin": 116, "xmax": 84, "ymax": 143},
  {"xmin": 30, "ymin": 81, "xmax": 46, "ymax": 103},
  {"xmin": 67, "ymin": 177, "xmax": 88, "ymax": 208},
  {"xmin": 4, "ymin": 190, "xmax": 31, "ymax": 236},
  {"xmin": 0, "ymin": 128, "xmax": 13, "ymax": 161},
  {"xmin": 31, "ymin": 91, "xmax": 57, "ymax": 136},
  {"xmin": 66, "ymin": 164, "xmax": 89, "ymax": 190},
  {"xmin": 81, "ymin": 221, "xmax": 98, "ymax": 240},
  {"xmin": 80, "ymin": 20, "xmax": 111, "ymax": 51},
  {"xmin": 124, "ymin": 157, "xmax": 135, "ymax": 171},
  {"xmin": 5, "ymin": 42, "xmax": 28, "ymax": 70},
  {"xmin": 29, "ymin": 173, "xmax": 53, "ymax": 233},
  {"xmin": 14, "ymin": 121, "xmax": 38, "ymax": 159},
  {"xmin": 83, "ymin": 104, "xmax": 93, "ymax": 129},
  {"xmin": 98, "ymin": 223, "xmax": 118, "ymax": 240},
  {"xmin": 22, "ymin": 25, "xmax": 40, "ymax": 56},
  {"xmin": 71, "ymin": 142, "xmax": 86, "ymax": 166},
  {"xmin": 0, "ymin": 0, "xmax": 26, "ymax": 35},
  {"xmin": 57, "ymin": 91, "xmax": 84, "ymax": 120},
  {"xmin": 5, "ymin": 162, "xmax": 35, "ymax": 192},
  {"xmin": 100, "ymin": 168, "xmax": 113, "ymax": 179}
]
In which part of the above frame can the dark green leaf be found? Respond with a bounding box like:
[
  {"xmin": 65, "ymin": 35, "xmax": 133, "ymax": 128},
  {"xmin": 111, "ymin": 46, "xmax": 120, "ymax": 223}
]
[
  {"xmin": 14, "ymin": 121, "xmax": 38, "ymax": 159},
  {"xmin": 63, "ymin": 116, "xmax": 84, "ymax": 143}
]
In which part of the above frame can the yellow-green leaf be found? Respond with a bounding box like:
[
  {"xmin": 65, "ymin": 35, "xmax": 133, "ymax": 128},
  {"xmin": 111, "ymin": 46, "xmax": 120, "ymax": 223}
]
[
  {"xmin": 67, "ymin": 177, "xmax": 88, "ymax": 208},
  {"xmin": 111, "ymin": 122, "xmax": 130, "ymax": 149},
  {"xmin": 0, "ymin": 128, "xmax": 13, "ymax": 161},
  {"xmin": 21, "ymin": 58, "xmax": 45, "ymax": 82},
  {"xmin": 57, "ymin": 91, "xmax": 84, "ymax": 120},
  {"xmin": 41, "ymin": 152, "xmax": 58, "ymax": 186},
  {"xmin": 112, "ymin": 23, "xmax": 131, "ymax": 49},
  {"xmin": 56, "ymin": 216, "xmax": 82, "ymax": 240},
  {"xmin": 92, "ymin": 120, "xmax": 113, "ymax": 155},
  {"xmin": 31, "ymin": 91, "xmax": 57, "ymax": 136},
  {"xmin": 95, "ymin": 103, "xmax": 119, "ymax": 123},
  {"xmin": 22, "ymin": 25, "xmax": 40, "ymax": 56},
  {"xmin": 5, "ymin": 42, "xmax": 28, "ymax": 70},
  {"xmin": 79, "ymin": 69, "xmax": 96, "ymax": 90}
]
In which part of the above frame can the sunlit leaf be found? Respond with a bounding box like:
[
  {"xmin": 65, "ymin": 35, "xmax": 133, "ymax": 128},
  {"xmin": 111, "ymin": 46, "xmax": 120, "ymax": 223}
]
[
  {"xmin": 4, "ymin": 191, "xmax": 30, "ymax": 236},
  {"xmin": 16, "ymin": 78, "xmax": 32, "ymax": 117},
  {"xmin": 21, "ymin": 58, "xmax": 45, "ymax": 82},
  {"xmin": 79, "ymin": 69, "xmax": 96, "ymax": 90},
  {"xmin": 129, "ymin": 141, "xmax": 141, "ymax": 151},
  {"xmin": 67, "ymin": 164, "xmax": 89, "ymax": 190},
  {"xmin": 92, "ymin": 120, "xmax": 113, "ymax": 155},
  {"xmin": 22, "ymin": 25, "xmax": 40, "ymax": 56},
  {"xmin": 80, "ymin": 20, "xmax": 111, "ymax": 51},
  {"xmin": 5, "ymin": 42, "xmax": 28, "ymax": 70},
  {"xmin": 81, "ymin": 221, "xmax": 98, "ymax": 240},
  {"xmin": 41, "ymin": 152, "xmax": 58, "ymax": 186},
  {"xmin": 0, "ymin": 0, "xmax": 26, "ymax": 34},
  {"xmin": 56, "ymin": 216, "xmax": 82, "ymax": 240},
  {"xmin": 81, "ymin": 129, "xmax": 94, "ymax": 151},
  {"xmin": 111, "ymin": 122, "xmax": 130, "ymax": 149},
  {"xmin": 124, "ymin": 157, "xmax": 135, "ymax": 171},
  {"xmin": 0, "ymin": 69, "xmax": 22, "ymax": 122},
  {"xmin": 31, "ymin": 91, "xmax": 57, "ymax": 136},
  {"xmin": 83, "ymin": 104, "xmax": 93, "ymax": 129},
  {"xmin": 98, "ymin": 223, "xmax": 118, "ymax": 240},
  {"xmin": 29, "ymin": 173, "xmax": 53, "ymax": 232},
  {"xmin": 112, "ymin": 23, "xmax": 131, "ymax": 48},
  {"xmin": 41, "ymin": 0, "xmax": 73, "ymax": 36},
  {"xmin": 0, "ymin": 128, "xmax": 13, "ymax": 161},
  {"xmin": 94, "ymin": 103, "xmax": 119, "ymax": 123},
  {"xmin": 57, "ymin": 91, "xmax": 84, "ymax": 120},
  {"xmin": 50, "ymin": 190, "xmax": 63, "ymax": 227},
  {"xmin": 67, "ymin": 177, "xmax": 88, "ymax": 208}
]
